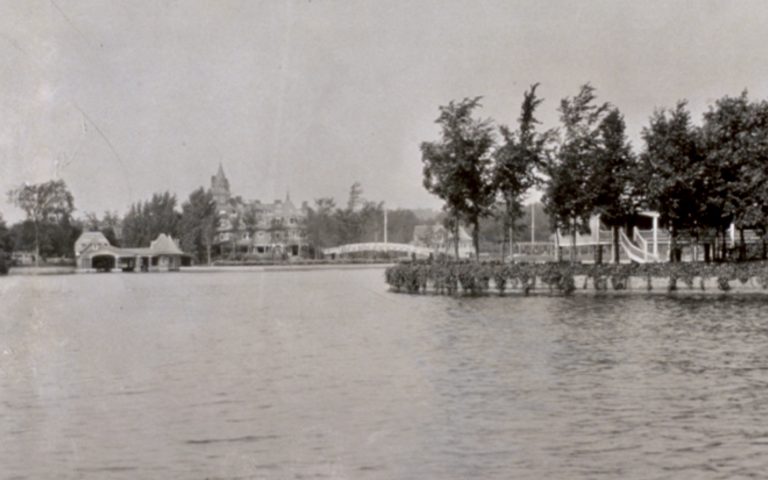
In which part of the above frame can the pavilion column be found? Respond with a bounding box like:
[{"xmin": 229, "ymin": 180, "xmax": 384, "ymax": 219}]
[
  {"xmin": 652, "ymin": 215, "xmax": 658, "ymax": 258},
  {"xmin": 730, "ymin": 223, "xmax": 736, "ymax": 247}
]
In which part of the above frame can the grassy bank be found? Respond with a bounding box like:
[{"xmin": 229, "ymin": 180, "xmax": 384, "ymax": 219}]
[{"xmin": 385, "ymin": 261, "xmax": 768, "ymax": 295}]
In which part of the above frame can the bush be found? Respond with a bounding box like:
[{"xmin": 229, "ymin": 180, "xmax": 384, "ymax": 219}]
[{"xmin": 384, "ymin": 260, "xmax": 768, "ymax": 296}]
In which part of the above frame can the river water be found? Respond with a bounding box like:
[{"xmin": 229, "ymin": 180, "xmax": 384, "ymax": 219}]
[{"xmin": 2, "ymin": 266, "xmax": 768, "ymax": 479}]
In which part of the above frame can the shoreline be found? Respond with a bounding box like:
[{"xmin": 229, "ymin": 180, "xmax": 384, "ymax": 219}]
[
  {"xmin": 385, "ymin": 261, "xmax": 768, "ymax": 296},
  {"xmin": 390, "ymin": 274, "xmax": 768, "ymax": 296},
  {"xmin": 181, "ymin": 263, "xmax": 393, "ymax": 273},
  {"xmin": 8, "ymin": 266, "xmax": 76, "ymax": 275},
  {"xmin": 6, "ymin": 262, "xmax": 393, "ymax": 276}
]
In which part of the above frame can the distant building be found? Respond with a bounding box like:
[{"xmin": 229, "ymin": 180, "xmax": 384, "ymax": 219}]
[
  {"xmin": 412, "ymin": 224, "xmax": 473, "ymax": 258},
  {"xmin": 211, "ymin": 164, "xmax": 307, "ymax": 258},
  {"xmin": 75, "ymin": 231, "xmax": 187, "ymax": 272}
]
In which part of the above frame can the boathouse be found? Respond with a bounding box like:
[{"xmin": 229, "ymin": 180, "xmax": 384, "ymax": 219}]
[{"xmin": 75, "ymin": 232, "xmax": 189, "ymax": 272}]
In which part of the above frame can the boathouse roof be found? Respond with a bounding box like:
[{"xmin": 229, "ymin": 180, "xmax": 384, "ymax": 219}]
[
  {"xmin": 148, "ymin": 233, "xmax": 185, "ymax": 255},
  {"xmin": 74, "ymin": 232, "xmax": 186, "ymax": 258}
]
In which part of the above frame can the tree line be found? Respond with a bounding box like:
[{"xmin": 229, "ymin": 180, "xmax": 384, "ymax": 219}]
[
  {"xmin": 0, "ymin": 179, "xmax": 431, "ymax": 268},
  {"xmin": 422, "ymin": 85, "xmax": 768, "ymax": 262},
  {"xmin": 0, "ymin": 181, "xmax": 221, "ymax": 268},
  {"xmin": 304, "ymin": 182, "xmax": 421, "ymax": 253}
]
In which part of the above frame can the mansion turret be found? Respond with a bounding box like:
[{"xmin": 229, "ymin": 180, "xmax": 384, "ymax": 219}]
[
  {"xmin": 211, "ymin": 163, "xmax": 231, "ymax": 206},
  {"xmin": 211, "ymin": 164, "xmax": 308, "ymax": 259}
]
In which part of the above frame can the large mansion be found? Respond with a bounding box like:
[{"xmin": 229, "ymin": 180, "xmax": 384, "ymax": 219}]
[{"xmin": 211, "ymin": 164, "xmax": 308, "ymax": 258}]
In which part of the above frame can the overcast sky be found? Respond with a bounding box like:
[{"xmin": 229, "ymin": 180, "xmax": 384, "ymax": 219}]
[{"xmin": 2, "ymin": 0, "xmax": 768, "ymax": 222}]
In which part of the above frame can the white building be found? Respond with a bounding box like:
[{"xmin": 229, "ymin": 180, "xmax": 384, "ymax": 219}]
[{"xmin": 412, "ymin": 224, "xmax": 474, "ymax": 258}]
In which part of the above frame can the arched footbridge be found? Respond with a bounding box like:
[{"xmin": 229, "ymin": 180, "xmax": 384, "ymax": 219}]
[{"xmin": 321, "ymin": 242, "xmax": 433, "ymax": 257}]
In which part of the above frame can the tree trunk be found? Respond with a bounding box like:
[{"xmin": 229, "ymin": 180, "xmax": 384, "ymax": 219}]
[
  {"xmin": 739, "ymin": 227, "xmax": 746, "ymax": 261},
  {"xmin": 34, "ymin": 220, "xmax": 40, "ymax": 268},
  {"xmin": 763, "ymin": 236, "xmax": 767, "ymax": 260},
  {"xmin": 612, "ymin": 225, "xmax": 620, "ymax": 264},
  {"xmin": 704, "ymin": 243, "xmax": 711, "ymax": 263},
  {"xmin": 670, "ymin": 228, "xmax": 677, "ymax": 263},
  {"xmin": 473, "ymin": 217, "xmax": 480, "ymax": 261},
  {"xmin": 454, "ymin": 222, "xmax": 459, "ymax": 259},
  {"xmin": 595, "ymin": 244, "xmax": 603, "ymax": 264},
  {"xmin": 721, "ymin": 227, "xmax": 728, "ymax": 261},
  {"xmin": 714, "ymin": 232, "xmax": 721, "ymax": 262},
  {"xmin": 692, "ymin": 236, "xmax": 698, "ymax": 262},
  {"xmin": 501, "ymin": 215, "xmax": 510, "ymax": 262}
]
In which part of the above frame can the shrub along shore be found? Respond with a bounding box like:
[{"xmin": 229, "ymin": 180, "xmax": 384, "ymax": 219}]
[{"xmin": 385, "ymin": 261, "xmax": 768, "ymax": 296}]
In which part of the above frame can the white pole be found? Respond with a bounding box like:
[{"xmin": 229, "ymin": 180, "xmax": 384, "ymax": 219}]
[
  {"xmin": 531, "ymin": 203, "xmax": 535, "ymax": 244},
  {"xmin": 729, "ymin": 223, "xmax": 736, "ymax": 247},
  {"xmin": 383, "ymin": 207, "xmax": 388, "ymax": 244}
]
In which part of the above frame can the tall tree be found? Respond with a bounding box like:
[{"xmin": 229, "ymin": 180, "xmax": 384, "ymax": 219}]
[
  {"xmin": 305, "ymin": 198, "xmax": 342, "ymax": 253},
  {"xmin": 100, "ymin": 211, "xmax": 121, "ymax": 246},
  {"xmin": 385, "ymin": 209, "xmax": 420, "ymax": 244},
  {"xmin": 0, "ymin": 214, "xmax": 13, "ymax": 274},
  {"xmin": 122, "ymin": 191, "xmax": 181, "ymax": 247},
  {"xmin": 180, "ymin": 187, "xmax": 218, "ymax": 264},
  {"xmin": 8, "ymin": 180, "xmax": 75, "ymax": 266},
  {"xmin": 543, "ymin": 84, "xmax": 609, "ymax": 262},
  {"xmin": 422, "ymin": 97, "xmax": 496, "ymax": 258},
  {"xmin": 242, "ymin": 205, "xmax": 261, "ymax": 240},
  {"xmin": 592, "ymin": 108, "xmax": 638, "ymax": 263},
  {"xmin": 346, "ymin": 182, "xmax": 364, "ymax": 212},
  {"xmin": 228, "ymin": 211, "xmax": 242, "ymax": 259},
  {"xmin": 355, "ymin": 201, "xmax": 385, "ymax": 242},
  {"xmin": 493, "ymin": 83, "xmax": 552, "ymax": 260},
  {"xmin": 640, "ymin": 101, "xmax": 705, "ymax": 262},
  {"xmin": 700, "ymin": 92, "xmax": 768, "ymax": 260},
  {"xmin": 82, "ymin": 210, "xmax": 121, "ymax": 246}
]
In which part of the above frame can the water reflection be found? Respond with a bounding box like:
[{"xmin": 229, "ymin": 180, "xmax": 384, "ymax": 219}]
[{"xmin": 2, "ymin": 270, "xmax": 768, "ymax": 478}]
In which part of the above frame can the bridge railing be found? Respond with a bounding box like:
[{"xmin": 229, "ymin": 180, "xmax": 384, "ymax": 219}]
[{"xmin": 321, "ymin": 242, "xmax": 434, "ymax": 257}]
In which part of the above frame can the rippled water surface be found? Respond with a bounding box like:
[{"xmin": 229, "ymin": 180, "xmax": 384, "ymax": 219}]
[{"xmin": 3, "ymin": 267, "xmax": 768, "ymax": 479}]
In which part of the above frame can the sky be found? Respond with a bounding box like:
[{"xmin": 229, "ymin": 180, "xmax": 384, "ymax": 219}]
[{"xmin": 2, "ymin": 0, "xmax": 768, "ymax": 222}]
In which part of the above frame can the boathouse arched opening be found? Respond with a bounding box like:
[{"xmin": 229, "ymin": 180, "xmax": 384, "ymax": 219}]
[{"xmin": 91, "ymin": 254, "xmax": 116, "ymax": 272}]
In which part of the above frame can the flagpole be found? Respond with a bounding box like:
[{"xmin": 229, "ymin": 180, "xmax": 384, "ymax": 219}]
[{"xmin": 383, "ymin": 206, "xmax": 388, "ymax": 244}]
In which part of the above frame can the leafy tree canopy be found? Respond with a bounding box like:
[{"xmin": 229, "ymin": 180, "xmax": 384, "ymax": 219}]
[{"xmin": 422, "ymin": 97, "xmax": 496, "ymax": 257}]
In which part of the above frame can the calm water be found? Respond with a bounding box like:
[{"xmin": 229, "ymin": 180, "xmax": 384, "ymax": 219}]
[{"xmin": 2, "ymin": 267, "xmax": 768, "ymax": 479}]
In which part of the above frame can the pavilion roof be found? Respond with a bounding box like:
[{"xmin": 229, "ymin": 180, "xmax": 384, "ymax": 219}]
[{"xmin": 148, "ymin": 234, "xmax": 185, "ymax": 255}]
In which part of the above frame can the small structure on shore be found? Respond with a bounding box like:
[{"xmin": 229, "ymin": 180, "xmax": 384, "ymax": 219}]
[
  {"xmin": 553, "ymin": 211, "xmax": 666, "ymax": 263},
  {"xmin": 75, "ymin": 232, "xmax": 188, "ymax": 272},
  {"xmin": 412, "ymin": 224, "xmax": 474, "ymax": 259}
]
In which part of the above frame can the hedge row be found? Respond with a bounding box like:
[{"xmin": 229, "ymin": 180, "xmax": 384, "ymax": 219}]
[{"xmin": 384, "ymin": 261, "xmax": 768, "ymax": 295}]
